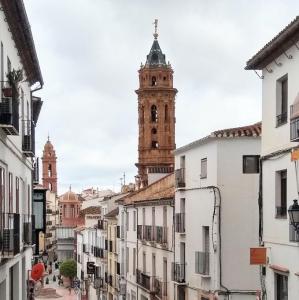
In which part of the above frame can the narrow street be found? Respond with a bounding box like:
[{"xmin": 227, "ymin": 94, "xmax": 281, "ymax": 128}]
[{"xmin": 35, "ymin": 268, "xmax": 78, "ymax": 300}]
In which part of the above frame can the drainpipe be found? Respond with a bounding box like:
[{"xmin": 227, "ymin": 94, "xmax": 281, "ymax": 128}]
[
  {"xmin": 170, "ymin": 199, "xmax": 176, "ymax": 300},
  {"xmin": 134, "ymin": 204, "xmax": 139, "ymax": 300}
]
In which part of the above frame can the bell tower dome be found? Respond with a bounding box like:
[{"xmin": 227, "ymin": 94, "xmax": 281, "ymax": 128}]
[
  {"xmin": 42, "ymin": 136, "xmax": 58, "ymax": 194},
  {"xmin": 136, "ymin": 20, "xmax": 177, "ymax": 187}
]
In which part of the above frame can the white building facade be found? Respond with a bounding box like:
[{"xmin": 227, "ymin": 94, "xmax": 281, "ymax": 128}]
[
  {"xmin": 123, "ymin": 174, "xmax": 174, "ymax": 300},
  {"xmin": 173, "ymin": 125, "xmax": 261, "ymax": 300},
  {"xmin": 0, "ymin": 0, "xmax": 43, "ymax": 299},
  {"xmin": 246, "ymin": 16, "xmax": 299, "ymax": 300}
]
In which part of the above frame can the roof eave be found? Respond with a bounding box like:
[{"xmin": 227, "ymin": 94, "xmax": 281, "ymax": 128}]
[
  {"xmin": 245, "ymin": 16, "xmax": 299, "ymax": 70},
  {"xmin": 1, "ymin": 0, "xmax": 43, "ymax": 86}
]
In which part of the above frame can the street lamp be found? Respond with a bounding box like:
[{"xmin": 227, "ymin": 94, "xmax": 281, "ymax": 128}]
[{"xmin": 288, "ymin": 199, "xmax": 299, "ymax": 232}]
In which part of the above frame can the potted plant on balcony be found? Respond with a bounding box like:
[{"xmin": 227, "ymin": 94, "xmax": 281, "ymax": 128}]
[{"xmin": 2, "ymin": 69, "xmax": 23, "ymax": 98}]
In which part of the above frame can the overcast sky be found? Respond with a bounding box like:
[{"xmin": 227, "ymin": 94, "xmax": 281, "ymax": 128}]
[{"xmin": 24, "ymin": 0, "xmax": 299, "ymax": 194}]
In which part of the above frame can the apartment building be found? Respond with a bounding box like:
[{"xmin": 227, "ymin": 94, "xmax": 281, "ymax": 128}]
[
  {"xmin": 173, "ymin": 124, "xmax": 261, "ymax": 300},
  {"xmin": 106, "ymin": 207, "xmax": 120, "ymax": 300},
  {"xmin": 76, "ymin": 193, "xmax": 128, "ymax": 300},
  {"xmin": 45, "ymin": 189, "xmax": 58, "ymax": 259},
  {"xmin": 123, "ymin": 174, "xmax": 174, "ymax": 300},
  {"xmin": 0, "ymin": 0, "xmax": 43, "ymax": 299},
  {"xmin": 246, "ymin": 16, "xmax": 299, "ymax": 300}
]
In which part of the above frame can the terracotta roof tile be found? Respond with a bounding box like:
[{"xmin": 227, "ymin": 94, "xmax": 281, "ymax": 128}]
[
  {"xmin": 212, "ymin": 122, "xmax": 261, "ymax": 138},
  {"xmin": 80, "ymin": 206, "xmax": 101, "ymax": 216},
  {"xmin": 123, "ymin": 174, "xmax": 174, "ymax": 205},
  {"xmin": 104, "ymin": 207, "xmax": 119, "ymax": 218},
  {"xmin": 175, "ymin": 122, "xmax": 261, "ymax": 154}
]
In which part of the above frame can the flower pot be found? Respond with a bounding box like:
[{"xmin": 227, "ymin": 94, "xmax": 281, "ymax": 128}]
[{"xmin": 2, "ymin": 87, "xmax": 12, "ymax": 97}]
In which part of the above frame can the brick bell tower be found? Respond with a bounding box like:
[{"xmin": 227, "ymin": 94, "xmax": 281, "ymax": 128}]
[
  {"xmin": 42, "ymin": 136, "xmax": 57, "ymax": 194},
  {"xmin": 136, "ymin": 20, "xmax": 177, "ymax": 187}
]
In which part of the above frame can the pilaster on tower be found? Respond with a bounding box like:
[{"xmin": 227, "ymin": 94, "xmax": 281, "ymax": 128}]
[{"xmin": 136, "ymin": 23, "xmax": 177, "ymax": 188}]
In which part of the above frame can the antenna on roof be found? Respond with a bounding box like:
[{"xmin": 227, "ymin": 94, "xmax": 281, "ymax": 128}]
[{"xmin": 153, "ymin": 19, "xmax": 158, "ymax": 40}]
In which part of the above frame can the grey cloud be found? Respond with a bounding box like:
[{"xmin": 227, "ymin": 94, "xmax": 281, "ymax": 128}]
[{"xmin": 24, "ymin": 0, "xmax": 299, "ymax": 194}]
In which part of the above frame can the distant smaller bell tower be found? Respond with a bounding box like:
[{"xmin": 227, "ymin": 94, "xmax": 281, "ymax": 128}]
[{"xmin": 42, "ymin": 136, "xmax": 57, "ymax": 194}]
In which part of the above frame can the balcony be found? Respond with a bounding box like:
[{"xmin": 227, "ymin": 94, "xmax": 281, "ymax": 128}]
[
  {"xmin": 276, "ymin": 111, "xmax": 287, "ymax": 127},
  {"xmin": 115, "ymin": 274, "xmax": 120, "ymax": 291},
  {"xmin": 276, "ymin": 206, "xmax": 287, "ymax": 218},
  {"xmin": 291, "ymin": 102, "xmax": 299, "ymax": 141},
  {"xmin": 22, "ymin": 214, "xmax": 32, "ymax": 246},
  {"xmin": 144, "ymin": 225, "xmax": 153, "ymax": 242},
  {"xmin": 154, "ymin": 278, "xmax": 167, "ymax": 299},
  {"xmin": 137, "ymin": 225, "xmax": 143, "ymax": 240},
  {"xmin": 156, "ymin": 226, "xmax": 167, "ymax": 246},
  {"xmin": 22, "ymin": 120, "xmax": 35, "ymax": 157},
  {"xmin": 175, "ymin": 168, "xmax": 185, "ymax": 188},
  {"xmin": 0, "ymin": 97, "xmax": 19, "ymax": 135},
  {"xmin": 107, "ymin": 274, "xmax": 113, "ymax": 286},
  {"xmin": 175, "ymin": 213, "xmax": 185, "ymax": 233},
  {"xmin": 0, "ymin": 213, "xmax": 20, "ymax": 257},
  {"xmin": 290, "ymin": 224, "xmax": 299, "ymax": 242},
  {"xmin": 195, "ymin": 251, "xmax": 210, "ymax": 275},
  {"xmin": 45, "ymin": 232, "xmax": 53, "ymax": 238},
  {"xmin": 97, "ymin": 219, "xmax": 107, "ymax": 230},
  {"xmin": 172, "ymin": 263, "xmax": 185, "ymax": 283},
  {"xmin": 121, "ymin": 225, "xmax": 124, "ymax": 239},
  {"xmin": 136, "ymin": 269, "xmax": 150, "ymax": 290},
  {"xmin": 83, "ymin": 244, "xmax": 88, "ymax": 253}
]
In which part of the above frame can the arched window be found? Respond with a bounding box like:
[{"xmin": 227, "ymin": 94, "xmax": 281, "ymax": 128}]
[
  {"xmin": 151, "ymin": 105, "xmax": 158, "ymax": 122},
  {"xmin": 48, "ymin": 164, "xmax": 52, "ymax": 177},
  {"xmin": 152, "ymin": 141, "xmax": 158, "ymax": 149},
  {"xmin": 151, "ymin": 76, "xmax": 157, "ymax": 86},
  {"xmin": 165, "ymin": 105, "xmax": 168, "ymax": 121}
]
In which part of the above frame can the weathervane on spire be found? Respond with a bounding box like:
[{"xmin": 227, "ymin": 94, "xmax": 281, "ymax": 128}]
[{"xmin": 153, "ymin": 19, "xmax": 158, "ymax": 40}]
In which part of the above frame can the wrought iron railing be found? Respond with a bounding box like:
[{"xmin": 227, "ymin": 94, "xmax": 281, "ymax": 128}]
[
  {"xmin": 195, "ymin": 251, "xmax": 210, "ymax": 275},
  {"xmin": 22, "ymin": 120, "xmax": 35, "ymax": 157},
  {"xmin": 0, "ymin": 97, "xmax": 19, "ymax": 135},
  {"xmin": 276, "ymin": 206, "xmax": 287, "ymax": 218},
  {"xmin": 171, "ymin": 262, "xmax": 185, "ymax": 283},
  {"xmin": 97, "ymin": 219, "xmax": 107, "ymax": 230},
  {"xmin": 22, "ymin": 214, "xmax": 32, "ymax": 246},
  {"xmin": 154, "ymin": 278, "xmax": 167, "ymax": 298},
  {"xmin": 175, "ymin": 168, "xmax": 185, "ymax": 188},
  {"xmin": 276, "ymin": 112, "xmax": 287, "ymax": 127},
  {"xmin": 137, "ymin": 225, "xmax": 143, "ymax": 240},
  {"xmin": 156, "ymin": 226, "xmax": 167, "ymax": 245},
  {"xmin": 0, "ymin": 213, "xmax": 20, "ymax": 257},
  {"xmin": 136, "ymin": 269, "xmax": 151, "ymax": 290},
  {"xmin": 290, "ymin": 117, "xmax": 299, "ymax": 141},
  {"xmin": 175, "ymin": 213, "xmax": 185, "ymax": 233}
]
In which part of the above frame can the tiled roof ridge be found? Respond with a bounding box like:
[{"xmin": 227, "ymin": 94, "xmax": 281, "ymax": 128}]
[
  {"xmin": 174, "ymin": 122, "xmax": 261, "ymax": 154},
  {"xmin": 211, "ymin": 122, "xmax": 262, "ymax": 138}
]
